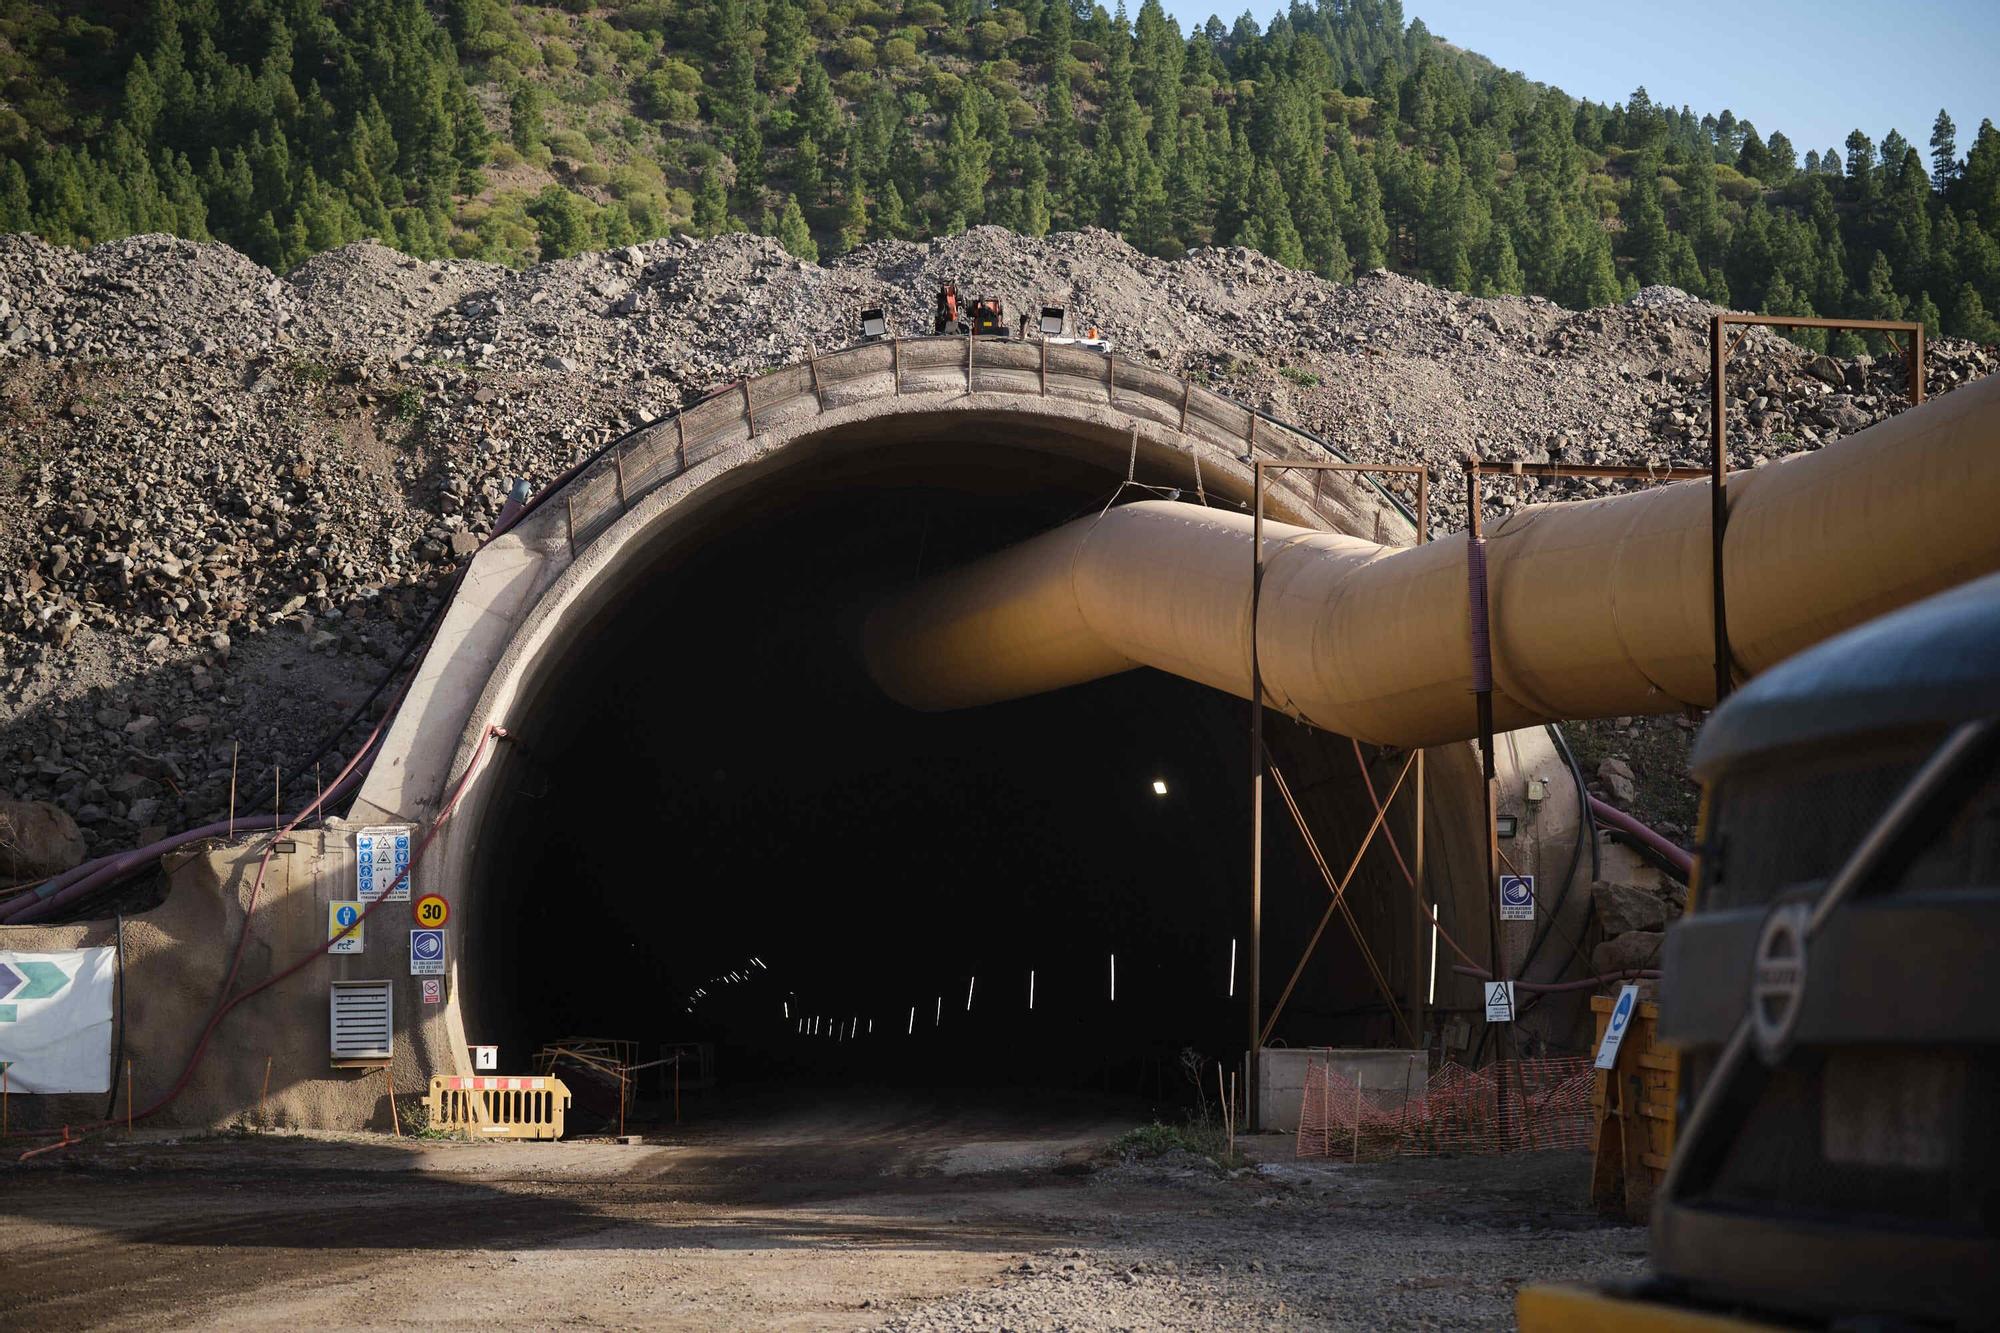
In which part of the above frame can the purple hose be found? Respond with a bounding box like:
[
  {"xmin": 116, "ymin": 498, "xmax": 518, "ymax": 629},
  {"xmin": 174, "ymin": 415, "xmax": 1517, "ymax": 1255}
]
[
  {"xmin": 2, "ymin": 737, "xmax": 375, "ymax": 925},
  {"xmin": 1588, "ymin": 796, "xmax": 1694, "ymax": 878},
  {"xmin": 1466, "ymin": 536, "xmax": 1493, "ymax": 693}
]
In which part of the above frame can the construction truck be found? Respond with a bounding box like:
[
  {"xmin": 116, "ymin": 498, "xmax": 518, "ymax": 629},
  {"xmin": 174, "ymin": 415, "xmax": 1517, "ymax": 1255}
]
[{"xmin": 1520, "ymin": 570, "xmax": 2000, "ymax": 1330}]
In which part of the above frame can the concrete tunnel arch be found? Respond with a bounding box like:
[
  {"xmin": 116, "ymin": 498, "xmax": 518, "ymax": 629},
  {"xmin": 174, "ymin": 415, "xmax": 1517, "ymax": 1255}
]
[{"xmin": 343, "ymin": 338, "xmax": 1585, "ymax": 1088}]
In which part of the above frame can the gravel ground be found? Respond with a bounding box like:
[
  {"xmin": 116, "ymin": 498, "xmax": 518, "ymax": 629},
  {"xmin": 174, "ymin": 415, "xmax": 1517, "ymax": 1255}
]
[
  {"xmin": 874, "ymin": 1150, "xmax": 1644, "ymax": 1331},
  {"xmin": 0, "ymin": 1097, "xmax": 1642, "ymax": 1330}
]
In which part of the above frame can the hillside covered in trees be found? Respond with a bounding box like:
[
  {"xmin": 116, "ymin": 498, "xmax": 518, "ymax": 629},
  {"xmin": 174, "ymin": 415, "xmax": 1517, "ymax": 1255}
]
[{"xmin": 2, "ymin": 0, "xmax": 1998, "ymax": 345}]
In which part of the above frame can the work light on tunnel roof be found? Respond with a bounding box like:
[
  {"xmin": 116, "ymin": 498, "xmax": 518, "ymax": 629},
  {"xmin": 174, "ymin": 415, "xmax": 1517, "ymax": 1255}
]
[
  {"xmin": 859, "ymin": 307, "xmax": 888, "ymax": 341},
  {"xmin": 1040, "ymin": 306, "xmax": 1066, "ymax": 337},
  {"xmin": 1152, "ymin": 778, "xmax": 1169, "ymax": 796}
]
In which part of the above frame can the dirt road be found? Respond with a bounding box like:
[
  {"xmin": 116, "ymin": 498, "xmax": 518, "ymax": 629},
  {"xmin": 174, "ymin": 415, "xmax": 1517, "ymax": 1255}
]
[{"xmin": 0, "ymin": 1094, "xmax": 1643, "ymax": 1329}]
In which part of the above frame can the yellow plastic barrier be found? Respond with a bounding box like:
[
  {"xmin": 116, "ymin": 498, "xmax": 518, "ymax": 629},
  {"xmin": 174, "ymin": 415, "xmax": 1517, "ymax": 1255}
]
[{"xmin": 423, "ymin": 1075, "xmax": 572, "ymax": 1140}]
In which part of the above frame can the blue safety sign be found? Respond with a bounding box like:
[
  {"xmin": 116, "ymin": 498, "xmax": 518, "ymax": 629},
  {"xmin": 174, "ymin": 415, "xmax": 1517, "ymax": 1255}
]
[
  {"xmin": 1595, "ymin": 983, "xmax": 1641, "ymax": 1069},
  {"xmin": 1499, "ymin": 874, "xmax": 1536, "ymax": 922},
  {"xmin": 327, "ymin": 900, "xmax": 365, "ymax": 955},
  {"xmin": 357, "ymin": 826, "xmax": 414, "ymax": 903},
  {"xmin": 410, "ymin": 928, "xmax": 446, "ymax": 977}
]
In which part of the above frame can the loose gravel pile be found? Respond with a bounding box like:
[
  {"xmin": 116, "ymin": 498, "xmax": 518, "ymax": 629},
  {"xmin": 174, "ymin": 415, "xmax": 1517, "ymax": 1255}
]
[
  {"xmin": 1, "ymin": 226, "xmax": 1991, "ymax": 861},
  {"xmin": 872, "ymin": 1149, "xmax": 1647, "ymax": 1331}
]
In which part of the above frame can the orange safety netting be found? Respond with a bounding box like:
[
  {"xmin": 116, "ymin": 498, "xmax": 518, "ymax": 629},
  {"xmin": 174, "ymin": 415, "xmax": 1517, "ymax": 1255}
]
[{"xmin": 1295, "ymin": 1054, "xmax": 1597, "ymax": 1160}]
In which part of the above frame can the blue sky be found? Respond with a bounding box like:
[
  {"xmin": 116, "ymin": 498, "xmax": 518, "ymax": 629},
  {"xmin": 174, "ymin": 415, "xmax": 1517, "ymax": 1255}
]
[{"xmin": 1157, "ymin": 0, "xmax": 1999, "ymax": 164}]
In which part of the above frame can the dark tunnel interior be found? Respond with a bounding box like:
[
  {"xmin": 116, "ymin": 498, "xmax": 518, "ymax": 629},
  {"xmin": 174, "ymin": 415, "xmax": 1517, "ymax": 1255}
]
[{"xmin": 464, "ymin": 437, "xmax": 1404, "ymax": 1111}]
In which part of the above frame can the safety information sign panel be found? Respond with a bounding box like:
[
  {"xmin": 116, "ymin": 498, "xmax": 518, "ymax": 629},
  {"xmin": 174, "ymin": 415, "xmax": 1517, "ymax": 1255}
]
[
  {"xmin": 327, "ymin": 901, "xmax": 366, "ymax": 955},
  {"xmin": 1595, "ymin": 983, "xmax": 1642, "ymax": 1069},
  {"xmin": 410, "ymin": 929, "xmax": 445, "ymax": 976},
  {"xmin": 1484, "ymin": 980, "xmax": 1516, "ymax": 1023},
  {"xmin": 1499, "ymin": 874, "xmax": 1536, "ymax": 922},
  {"xmin": 0, "ymin": 949, "xmax": 115, "ymax": 1093},
  {"xmin": 421, "ymin": 978, "xmax": 443, "ymax": 1005},
  {"xmin": 357, "ymin": 825, "xmax": 414, "ymax": 903}
]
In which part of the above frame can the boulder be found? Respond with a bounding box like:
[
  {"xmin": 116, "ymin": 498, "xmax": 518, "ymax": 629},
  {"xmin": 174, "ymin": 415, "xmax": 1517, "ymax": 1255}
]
[
  {"xmin": 1592, "ymin": 879, "xmax": 1669, "ymax": 935},
  {"xmin": 1592, "ymin": 930, "xmax": 1663, "ymax": 976},
  {"xmin": 1596, "ymin": 757, "xmax": 1638, "ymax": 806},
  {"xmin": 0, "ymin": 799, "xmax": 88, "ymax": 880}
]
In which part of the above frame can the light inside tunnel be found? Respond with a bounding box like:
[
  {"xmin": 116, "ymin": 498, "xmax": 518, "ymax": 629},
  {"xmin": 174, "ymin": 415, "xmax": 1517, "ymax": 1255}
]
[{"xmin": 457, "ymin": 432, "xmax": 1448, "ymax": 1107}]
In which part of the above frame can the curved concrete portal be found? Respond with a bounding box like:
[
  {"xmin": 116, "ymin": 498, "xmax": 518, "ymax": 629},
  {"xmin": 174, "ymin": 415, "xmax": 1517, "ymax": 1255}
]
[
  {"xmin": 336, "ymin": 339, "xmax": 1997, "ymax": 1112},
  {"xmin": 344, "ymin": 338, "xmax": 1567, "ymax": 1092}
]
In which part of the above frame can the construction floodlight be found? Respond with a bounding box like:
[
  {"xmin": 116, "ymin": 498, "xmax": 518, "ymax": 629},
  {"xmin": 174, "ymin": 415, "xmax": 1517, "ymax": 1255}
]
[
  {"xmin": 858, "ymin": 307, "xmax": 888, "ymax": 341},
  {"xmin": 1040, "ymin": 306, "xmax": 1066, "ymax": 337}
]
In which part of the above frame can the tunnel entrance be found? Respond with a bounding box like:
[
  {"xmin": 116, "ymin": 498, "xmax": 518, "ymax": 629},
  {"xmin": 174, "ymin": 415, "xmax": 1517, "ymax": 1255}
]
[{"xmin": 460, "ymin": 436, "xmax": 1435, "ymax": 1114}]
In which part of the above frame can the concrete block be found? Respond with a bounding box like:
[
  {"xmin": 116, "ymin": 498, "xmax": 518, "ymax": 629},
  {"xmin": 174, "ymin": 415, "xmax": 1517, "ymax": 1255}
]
[{"xmin": 1257, "ymin": 1047, "xmax": 1428, "ymax": 1133}]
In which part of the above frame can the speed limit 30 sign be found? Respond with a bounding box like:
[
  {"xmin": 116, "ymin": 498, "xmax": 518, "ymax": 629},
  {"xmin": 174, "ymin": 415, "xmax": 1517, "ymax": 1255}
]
[{"xmin": 413, "ymin": 893, "xmax": 450, "ymax": 928}]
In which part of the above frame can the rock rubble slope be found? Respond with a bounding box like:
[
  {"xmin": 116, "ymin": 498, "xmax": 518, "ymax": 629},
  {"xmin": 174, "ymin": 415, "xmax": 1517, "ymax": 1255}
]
[{"xmin": 1, "ymin": 226, "xmax": 1991, "ymax": 867}]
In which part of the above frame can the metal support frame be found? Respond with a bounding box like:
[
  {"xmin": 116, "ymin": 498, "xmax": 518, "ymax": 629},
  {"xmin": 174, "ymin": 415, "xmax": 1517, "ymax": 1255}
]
[
  {"xmin": 1250, "ymin": 459, "xmax": 1429, "ymax": 1131},
  {"xmin": 1261, "ymin": 749, "xmax": 1420, "ymax": 1049},
  {"xmin": 1708, "ymin": 313, "xmax": 1925, "ymax": 702},
  {"xmin": 1461, "ymin": 455, "xmax": 1705, "ymax": 1013}
]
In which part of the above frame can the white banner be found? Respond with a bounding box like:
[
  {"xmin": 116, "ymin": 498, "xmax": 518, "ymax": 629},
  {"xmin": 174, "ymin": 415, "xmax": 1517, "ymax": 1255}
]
[{"xmin": 0, "ymin": 948, "xmax": 116, "ymax": 1093}]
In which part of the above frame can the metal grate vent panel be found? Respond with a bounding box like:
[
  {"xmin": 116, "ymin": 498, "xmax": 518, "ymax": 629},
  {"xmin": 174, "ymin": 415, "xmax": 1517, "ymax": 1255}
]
[{"xmin": 330, "ymin": 980, "xmax": 393, "ymax": 1061}]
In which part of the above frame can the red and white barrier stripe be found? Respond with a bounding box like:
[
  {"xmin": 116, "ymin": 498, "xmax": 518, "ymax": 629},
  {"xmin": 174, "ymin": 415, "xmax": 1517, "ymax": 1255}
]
[{"xmin": 451, "ymin": 1077, "xmax": 546, "ymax": 1091}]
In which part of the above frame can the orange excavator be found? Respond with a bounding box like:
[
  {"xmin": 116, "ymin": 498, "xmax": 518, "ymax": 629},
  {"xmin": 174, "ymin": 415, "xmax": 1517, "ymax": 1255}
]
[{"xmin": 933, "ymin": 282, "xmax": 1005, "ymax": 335}]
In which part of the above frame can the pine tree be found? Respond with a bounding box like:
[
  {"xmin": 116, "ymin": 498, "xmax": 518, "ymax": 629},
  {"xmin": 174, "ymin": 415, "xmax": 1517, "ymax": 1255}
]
[
  {"xmin": 1910, "ymin": 289, "xmax": 1942, "ymax": 339},
  {"xmin": 765, "ymin": 0, "xmax": 809, "ymax": 90},
  {"xmin": 1931, "ymin": 109, "xmax": 1960, "ymax": 190},
  {"xmin": 1127, "ymin": 156, "xmax": 1173, "ymax": 256},
  {"xmin": 528, "ymin": 185, "xmax": 597, "ymax": 260},
  {"xmin": 693, "ymin": 166, "xmax": 731, "ymax": 236},
  {"xmin": 874, "ymin": 180, "xmax": 908, "ymax": 240},
  {"xmin": 1622, "ymin": 171, "xmax": 1670, "ymax": 285},
  {"xmin": 0, "ymin": 159, "xmax": 31, "ymax": 233},
  {"xmin": 1477, "ymin": 230, "xmax": 1523, "ymax": 295},
  {"xmin": 1019, "ymin": 142, "xmax": 1051, "ymax": 238},
  {"xmin": 1950, "ymin": 282, "xmax": 2000, "ymax": 342},
  {"xmin": 794, "ymin": 135, "xmax": 825, "ymax": 209},
  {"xmin": 1844, "ymin": 129, "xmax": 1875, "ymax": 195},
  {"xmin": 940, "ymin": 103, "xmax": 991, "ymax": 233},
  {"xmin": 1862, "ymin": 250, "xmax": 1905, "ymax": 321},
  {"xmin": 835, "ymin": 170, "xmax": 869, "ymax": 255},
  {"xmin": 1240, "ymin": 164, "xmax": 1305, "ymax": 269},
  {"xmin": 775, "ymin": 193, "xmax": 817, "ymax": 261},
  {"xmin": 510, "ymin": 83, "xmax": 544, "ymax": 156}
]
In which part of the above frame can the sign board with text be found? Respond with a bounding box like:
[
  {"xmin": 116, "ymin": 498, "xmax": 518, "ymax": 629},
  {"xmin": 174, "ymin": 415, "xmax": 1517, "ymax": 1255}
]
[
  {"xmin": 1595, "ymin": 984, "xmax": 1642, "ymax": 1070},
  {"xmin": 327, "ymin": 901, "xmax": 365, "ymax": 955},
  {"xmin": 356, "ymin": 826, "xmax": 413, "ymax": 903}
]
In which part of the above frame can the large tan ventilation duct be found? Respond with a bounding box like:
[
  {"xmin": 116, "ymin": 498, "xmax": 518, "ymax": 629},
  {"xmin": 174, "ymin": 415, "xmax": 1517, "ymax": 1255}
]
[{"xmin": 865, "ymin": 371, "xmax": 2000, "ymax": 748}]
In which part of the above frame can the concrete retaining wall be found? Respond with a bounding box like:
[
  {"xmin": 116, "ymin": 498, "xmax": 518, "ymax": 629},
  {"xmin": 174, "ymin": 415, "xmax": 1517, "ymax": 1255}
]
[{"xmin": 0, "ymin": 831, "xmax": 443, "ymax": 1133}]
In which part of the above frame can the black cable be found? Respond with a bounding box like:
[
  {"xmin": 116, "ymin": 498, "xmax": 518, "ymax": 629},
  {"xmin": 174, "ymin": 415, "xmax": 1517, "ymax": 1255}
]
[
  {"xmin": 276, "ymin": 587, "xmax": 455, "ymax": 807},
  {"xmin": 1474, "ymin": 725, "xmax": 1605, "ymax": 1066},
  {"xmin": 1515, "ymin": 723, "xmax": 1598, "ymax": 983}
]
